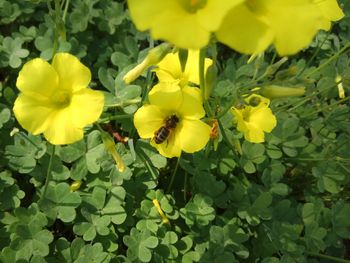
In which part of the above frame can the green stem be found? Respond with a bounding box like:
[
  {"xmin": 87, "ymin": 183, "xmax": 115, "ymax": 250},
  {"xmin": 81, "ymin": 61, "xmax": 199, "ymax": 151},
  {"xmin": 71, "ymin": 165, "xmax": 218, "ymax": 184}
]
[
  {"xmin": 166, "ymin": 156, "xmax": 181, "ymax": 193},
  {"xmin": 42, "ymin": 145, "xmax": 56, "ymax": 199},
  {"xmin": 51, "ymin": 0, "xmax": 62, "ymax": 59},
  {"xmin": 305, "ymin": 41, "xmax": 350, "ymax": 78},
  {"xmin": 137, "ymin": 148, "xmax": 158, "ymax": 183},
  {"xmin": 47, "ymin": 0, "xmax": 54, "ymax": 13},
  {"xmin": 199, "ymin": 48, "xmax": 215, "ymax": 117},
  {"xmin": 217, "ymin": 120, "xmax": 236, "ymax": 154},
  {"xmin": 199, "ymin": 48, "xmax": 206, "ymax": 102},
  {"xmin": 298, "ymin": 31, "xmax": 330, "ymax": 77},
  {"xmin": 62, "ymin": 0, "xmax": 70, "ymax": 22},
  {"xmin": 302, "ymin": 96, "xmax": 350, "ymax": 118},
  {"xmin": 306, "ymin": 252, "xmax": 350, "ymax": 263},
  {"xmin": 183, "ymin": 171, "xmax": 188, "ymax": 202},
  {"xmin": 274, "ymin": 80, "xmax": 342, "ymax": 114}
]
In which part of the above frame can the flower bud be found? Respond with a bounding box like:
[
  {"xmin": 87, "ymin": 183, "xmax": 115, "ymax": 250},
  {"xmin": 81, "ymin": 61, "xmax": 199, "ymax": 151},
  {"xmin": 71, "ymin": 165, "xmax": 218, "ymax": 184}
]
[
  {"xmin": 101, "ymin": 131, "xmax": 125, "ymax": 172},
  {"xmin": 204, "ymin": 64, "xmax": 217, "ymax": 100},
  {"xmin": 123, "ymin": 43, "xmax": 173, "ymax": 84},
  {"xmin": 70, "ymin": 180, "xmax": 82, "ymax": 192},
  {"xmin": 335, "ymin": 74, "xmax": 345, "ymax": 99},
  {"xmin": 152, "ymin": 199, "xmax": 170, "ymax": 224},
  {"xmin": 259, "ymin": 85, "xmax": 305, "ymax": 99},
  {"xmin": 266, "ymin": 57, "xmax": 288, "ymax": 76},
  {"xmin": 178, "ymin": 48, "xmax": 188, "ymax": 73}
]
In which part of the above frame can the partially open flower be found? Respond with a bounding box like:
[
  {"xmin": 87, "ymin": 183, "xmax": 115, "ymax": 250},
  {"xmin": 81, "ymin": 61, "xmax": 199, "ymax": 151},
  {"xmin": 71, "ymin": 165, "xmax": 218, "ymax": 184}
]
[
  {"xmin": 154, "ymin": 49, "xmax": 212, "ymax": 87},
  {"xmin": 231, "ymin": 94, "xmax": 276, "ymax": 143},
  {"xmin": 13, "ymin": 53, "xmax": 104, "ymax": 145},
  {"xmin": 134, "ymin": 82, "xmax": 211, "ymax": 157},
  {"xmin": 127, "ymin": 0, "xmax": 240, "ymax": 49}
]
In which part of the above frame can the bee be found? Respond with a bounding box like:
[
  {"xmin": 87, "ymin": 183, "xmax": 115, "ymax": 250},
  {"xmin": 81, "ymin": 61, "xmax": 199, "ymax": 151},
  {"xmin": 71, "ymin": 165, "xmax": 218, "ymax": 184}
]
[{"xmin": 153, "ymin": 115, "xmax": 179, "ymax": 144}]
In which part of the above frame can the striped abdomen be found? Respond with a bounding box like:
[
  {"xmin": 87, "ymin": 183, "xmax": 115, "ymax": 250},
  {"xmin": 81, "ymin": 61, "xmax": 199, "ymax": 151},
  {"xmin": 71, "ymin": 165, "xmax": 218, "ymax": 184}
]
[{"xmin": 154, "ymin": 126, "xmax": 170, "ymax": 144}]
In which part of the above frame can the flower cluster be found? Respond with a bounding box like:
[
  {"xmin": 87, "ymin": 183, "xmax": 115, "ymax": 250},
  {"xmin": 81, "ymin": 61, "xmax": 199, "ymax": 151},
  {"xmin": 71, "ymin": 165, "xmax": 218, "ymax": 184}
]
[
  {"xmin": 127, "ymin": 0, "xmax": 343, "ymax": 55},
  {"xmin": 13, "ymin": 53, "xmax": 104, "ymax": 145},
  {"xmin": 133, "ymin": 51, "xmax": 212, "ymax": 157}
]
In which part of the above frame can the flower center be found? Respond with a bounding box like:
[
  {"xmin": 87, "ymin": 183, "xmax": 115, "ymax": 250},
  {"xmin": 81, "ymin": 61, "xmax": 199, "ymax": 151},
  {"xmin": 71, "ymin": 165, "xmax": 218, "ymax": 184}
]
[
  {"xmin": 179, "ymin": 74, "xmax": 189, "ymax": 88},
  {"xmin": 178, "ymin": 0, "xmax": 207, "ymax": 13},
  {"xmin": 242, "ymin": 108, "xmax": 251, "ymax": 122},
  {"xmin": 248, "ymin": 96, "xmax": 261, "ymax": 107},
  {"xmin": 51, "ymin": 90, "xmax": 71, "ymax": 108}
]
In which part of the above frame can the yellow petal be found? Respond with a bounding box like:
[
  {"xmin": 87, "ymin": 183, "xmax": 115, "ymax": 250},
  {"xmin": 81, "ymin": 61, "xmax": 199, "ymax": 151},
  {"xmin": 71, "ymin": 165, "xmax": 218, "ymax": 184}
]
[
  {"xmin": 13, "ymin": 94, "xmax": 55, "ymax": 135},
  {"xmin": 151, "ymin": 8, "xmax": 210, "ymax": 49},
  {"xmin": 231, "ymin": 107, "xmax": 248, "ymax": 133},
  {"xmin": 155, "ymin": 50, "xmax": 213, "ymax": 86},
  {"xmin": 16, "ymin": 58, "xmax": 59, "ymax": 98},
  {"xmin": 127, "ymin": 0, "xmax": 175, "ymax": 31},
  {"xmin": 69, "ymin": 89, "xmax": 104, "ymax": 128},
  {"xmin": 178, "ymin": 119, "xmax": 211, "ymax": 153},
  {"xmin": 151, "ymin": 127, "xmax": 182, "ymax": 158},
  {"xmin": 185, "ymin": 50, "xmax": 213, "ymax": 85},
  {"xmin": 243, "ymin": 122, "xmax": 266, "ymax": 143},
  {"xmin": 314, "ymin": 0, "xmax": 344, "ymax": 22},
  {"xmin": 134, "ymin": 105, "xmax": 168, "ymax": 138},
  {"xmin": 216, "ymin": 3, "xmax": 273, "ymax": 54},
  {"xmin": 262, "ymin": 0, "xmax": 324, "ymax": 55},
  {"xmin": 154, "ymin": 52, "xmax": 183, "ymax": 82},
  {"xmin": 43, "ymin": 108, "xmax": 84, "ymax": 145},
  {"xmin": 52, "ymin": 53, "xmax": 91, "ymax": 92},
  {"xmin": 249, "ymin": 106, "xmax": 277, "ymax": 133},
  {"xmin": 196, "ymin": 0, "xmax": 243, "ymax": 31},
  {"xmin": 148, "ymin": 82, "xmax": 183, "ymax": 111},
  {"xmin": 177, "ymin": 87, "xmax": 205, "ymax": 119}
]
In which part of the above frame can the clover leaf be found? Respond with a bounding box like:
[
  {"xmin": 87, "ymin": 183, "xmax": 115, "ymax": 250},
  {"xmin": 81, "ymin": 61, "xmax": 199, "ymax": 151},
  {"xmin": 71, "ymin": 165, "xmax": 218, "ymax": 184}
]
[
  {"xmin": 124, "ymin": 228, "xmax": 159, "ymax": 262},
  {"xmin": 39, "ymin": 182, "xmax": 82, "ymax": 222}
]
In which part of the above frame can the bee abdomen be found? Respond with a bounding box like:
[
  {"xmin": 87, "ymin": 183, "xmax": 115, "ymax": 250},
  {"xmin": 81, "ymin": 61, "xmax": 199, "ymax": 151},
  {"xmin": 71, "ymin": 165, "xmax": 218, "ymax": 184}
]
[{"xmin": 154, "ymin": 127, "xmax": 170, "ymax": 144}]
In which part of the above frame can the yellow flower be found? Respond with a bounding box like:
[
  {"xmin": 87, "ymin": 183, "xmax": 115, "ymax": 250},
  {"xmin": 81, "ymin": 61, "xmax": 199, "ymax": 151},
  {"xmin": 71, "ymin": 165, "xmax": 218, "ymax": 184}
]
[
  {"xmin": 127, "ymin": 0, "xmax": 241, "ymax": 49},
  {"xmin": 154, "ymin": 49, "xmax": 212, "ymax": 87},
  {"xmin": 231, "ymin": 94, "xmax": 276, "ymax": 143},
  {"xmin": 216, "ymin": 0, "xmax": 344, "ymax": 55},
  {"xmin": 134, "ymin": 82, "xmax": 211, "ymax": 158},
  {"xmin": 13, "ymin": 53, "xmax": 104, "ymax": 145}
]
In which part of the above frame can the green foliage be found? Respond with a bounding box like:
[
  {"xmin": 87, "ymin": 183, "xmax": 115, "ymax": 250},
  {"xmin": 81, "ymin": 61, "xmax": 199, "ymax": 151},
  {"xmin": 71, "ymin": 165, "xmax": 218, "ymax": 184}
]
[{"xmin": 0, "ymin": 0, "xmax": 350, "ymax": 262}]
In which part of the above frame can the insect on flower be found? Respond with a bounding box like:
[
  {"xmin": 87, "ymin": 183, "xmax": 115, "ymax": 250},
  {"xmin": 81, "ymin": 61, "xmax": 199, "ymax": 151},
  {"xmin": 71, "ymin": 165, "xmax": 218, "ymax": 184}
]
[{"xmin": 153, "ymin": 115, "xmax": 179, "ymax": 145}]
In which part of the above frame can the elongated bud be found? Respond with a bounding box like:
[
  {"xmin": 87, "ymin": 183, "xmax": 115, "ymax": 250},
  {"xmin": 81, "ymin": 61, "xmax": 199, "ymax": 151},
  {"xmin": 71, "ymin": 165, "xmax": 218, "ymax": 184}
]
[
  {"xmin": 152, "ymin": 199, "xmax": 170, "ymax": 224},
  {"xmin": 70, "ymin": 180, "xmax": 82, "ymax": 192},
  {"xmin": 204, "ymin": 64, "xmax": 217, "ymax": 100},
  {"xmin": 335, "ymin": 74, "xmax": 345, "ymax": 99},
  {"xmin": 178, "ymin": 49, "xmax": 188, "ymax": 73},
  {"xmin": 101, "ymin": 131, "xmax": 125, "ymax": 172},
  {"xmin": 266, "ymin": 57, "xmax": 288, "ymax": 76},
  {"xmin": 275, "ymin": 66, "xmax": 298, "ymax": 80},
  {"xmin": 123, "ymin": 43, "xmax": 173, "ymax": 84},
  {"xmin": 259, "ymin": 85, "xmax": 305, "ymax": 99}
]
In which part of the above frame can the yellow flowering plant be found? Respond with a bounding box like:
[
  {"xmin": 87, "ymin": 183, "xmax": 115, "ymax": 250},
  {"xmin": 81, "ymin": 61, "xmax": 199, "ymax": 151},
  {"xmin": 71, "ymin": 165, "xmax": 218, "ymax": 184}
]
[
  {"xmin": 13, "ymin": 53, "xmax": 104, "ymax": 145},
  {"xmin": 3, "ymin": 1, "xmax": 350, "ymax": 262},
  {"xmin": 134, "ymin": 82, "xmax": 211, "ymax": 158},
  {"xmin": 231, "ymin": 94, "xmax": 277, "ymax": 143}
]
